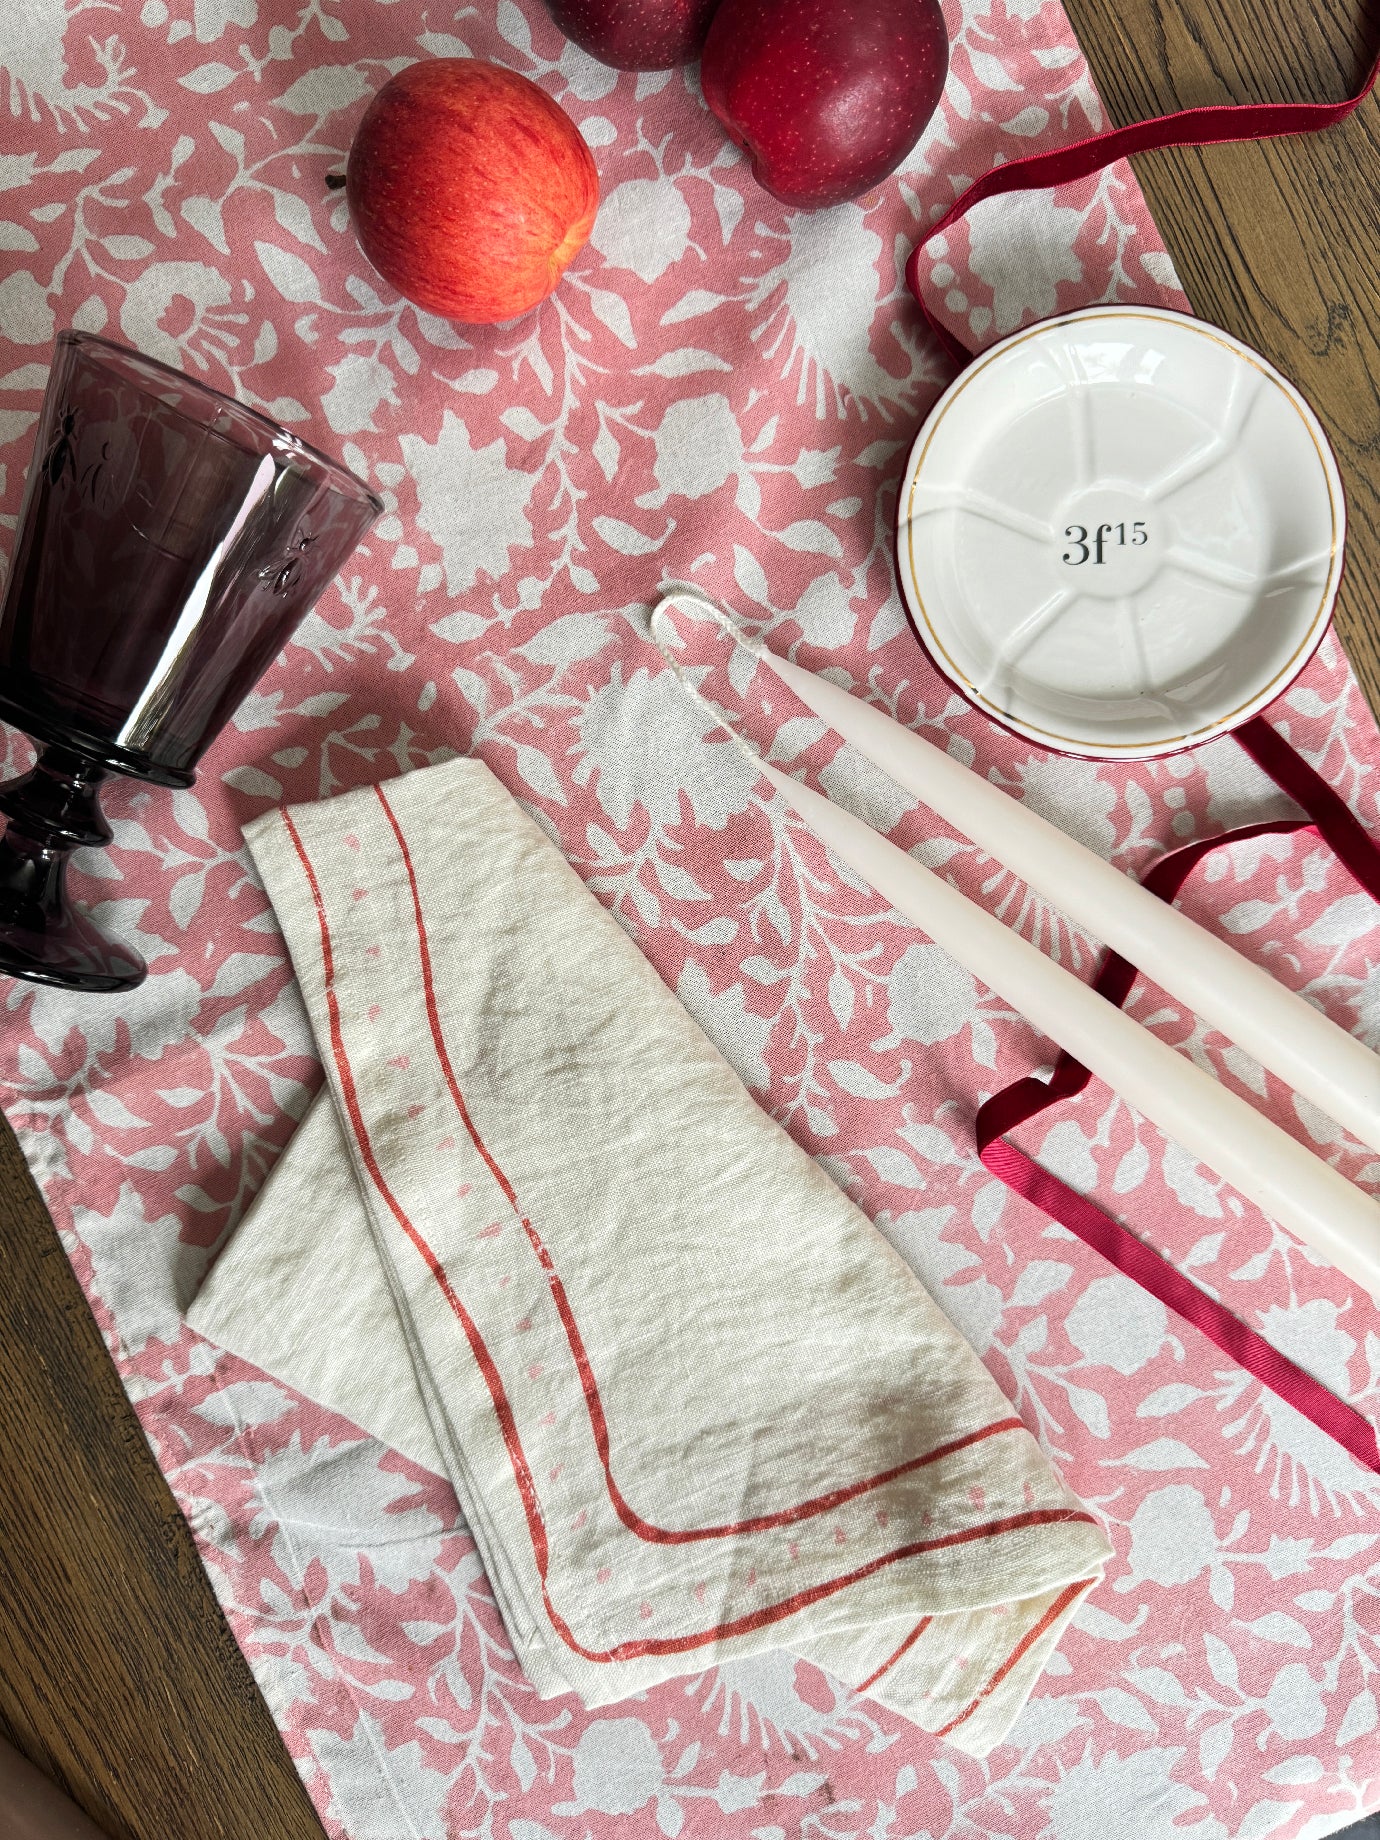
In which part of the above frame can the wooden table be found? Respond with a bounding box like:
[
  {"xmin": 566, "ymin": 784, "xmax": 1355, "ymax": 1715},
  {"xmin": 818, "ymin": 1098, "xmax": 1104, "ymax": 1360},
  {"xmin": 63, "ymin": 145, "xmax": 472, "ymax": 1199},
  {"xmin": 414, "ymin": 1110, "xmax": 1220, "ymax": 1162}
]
[
  {"xmin": 1064, "ymin": 0, "xmax": 1380, "ymax": 712},
  {"xmin": 2, "ymin": 2, "xmax": 1379, "ymax": 1835}
]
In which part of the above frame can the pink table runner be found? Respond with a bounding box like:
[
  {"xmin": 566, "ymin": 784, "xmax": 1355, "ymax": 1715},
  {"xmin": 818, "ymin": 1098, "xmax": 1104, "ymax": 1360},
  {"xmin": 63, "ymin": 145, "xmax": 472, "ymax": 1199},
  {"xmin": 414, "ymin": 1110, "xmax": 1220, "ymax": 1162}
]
[{"xmin": 3, "ymin": 2, "xmax": 1380, "ymax": 1836}]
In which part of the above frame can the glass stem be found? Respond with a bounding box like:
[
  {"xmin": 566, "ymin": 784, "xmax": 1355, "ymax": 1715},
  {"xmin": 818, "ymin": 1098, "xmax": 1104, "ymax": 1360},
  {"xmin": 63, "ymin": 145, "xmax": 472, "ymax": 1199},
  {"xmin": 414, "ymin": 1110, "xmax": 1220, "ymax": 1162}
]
[{"xmin": 0, "ymin": 745, "xmax": 112, "ymax": 924}]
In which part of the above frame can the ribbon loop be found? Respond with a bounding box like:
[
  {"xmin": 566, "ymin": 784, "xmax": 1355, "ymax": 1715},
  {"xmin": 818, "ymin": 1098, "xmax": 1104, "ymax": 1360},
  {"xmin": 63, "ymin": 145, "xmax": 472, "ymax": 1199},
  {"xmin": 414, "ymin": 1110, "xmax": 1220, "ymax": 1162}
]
[
  {"xmin": 974, "ymin": 808, "xmax": 1380, "ymax": 1473},
  {"xmin": 906, "ymin": 49, "xmax": 1380, "ymax": 366}
]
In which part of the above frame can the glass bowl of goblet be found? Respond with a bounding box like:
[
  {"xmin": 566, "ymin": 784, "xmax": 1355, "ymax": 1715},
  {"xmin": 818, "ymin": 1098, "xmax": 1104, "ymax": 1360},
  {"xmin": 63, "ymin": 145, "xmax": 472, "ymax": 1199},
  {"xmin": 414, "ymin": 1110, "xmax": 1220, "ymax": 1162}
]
[{"xmin": 0, "ymin": 330, "xmax": 382, "ymax": 993}]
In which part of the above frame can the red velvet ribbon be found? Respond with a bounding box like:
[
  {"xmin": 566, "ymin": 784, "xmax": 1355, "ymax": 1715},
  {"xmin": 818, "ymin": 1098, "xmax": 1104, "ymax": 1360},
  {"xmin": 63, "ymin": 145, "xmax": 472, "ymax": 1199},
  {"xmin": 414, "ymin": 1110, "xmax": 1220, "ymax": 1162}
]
[
  {"xmin": 908, "ymin": 61, "xmax": 1380, "ymax": 1466},
  {"xmin": 905, "ymin": 44, "xmax": 1380, "ymax": 367},
  {"xmin": 972, "ymin": 772, "xmax": 1379, "ymax": 1472}
]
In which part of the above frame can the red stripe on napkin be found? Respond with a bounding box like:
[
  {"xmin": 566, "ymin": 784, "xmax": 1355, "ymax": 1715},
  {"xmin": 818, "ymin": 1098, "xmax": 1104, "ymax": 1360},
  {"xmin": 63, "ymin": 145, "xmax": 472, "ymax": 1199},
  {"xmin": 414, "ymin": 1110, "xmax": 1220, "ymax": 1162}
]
[
  {"xmin": 855, "ymin": 1615, "xmax": 933, "ymax": 1693},
  {"xmin": 372, "ymin": 781, "xmax": 1036, "ymax": 1541},
  {"xmin": 933, "ymin": 1579, "xmax": 1088, "ymax": 1739},
  {"xmin": 282, "ymin": 807, "xmax": 1100, "ymax": 1665}
]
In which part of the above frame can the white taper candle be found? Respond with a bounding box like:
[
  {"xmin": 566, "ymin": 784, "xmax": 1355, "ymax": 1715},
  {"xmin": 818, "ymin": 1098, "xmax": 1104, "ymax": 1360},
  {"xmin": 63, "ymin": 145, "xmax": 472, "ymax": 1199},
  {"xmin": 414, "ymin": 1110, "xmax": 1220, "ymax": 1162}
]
[
  {"xmin": 760, "ymin": 762, "xmax": 1380, "ymax": 1305},
  {"xmin": 758, "ymin": 647, "xmax": 1380, "ymax": 1156}
]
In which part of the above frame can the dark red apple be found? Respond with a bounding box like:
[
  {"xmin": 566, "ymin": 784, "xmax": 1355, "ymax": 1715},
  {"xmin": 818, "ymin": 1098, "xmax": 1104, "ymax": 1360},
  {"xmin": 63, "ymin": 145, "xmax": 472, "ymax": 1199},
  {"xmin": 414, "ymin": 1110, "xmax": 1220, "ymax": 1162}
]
[
  {"xmin": 540, "ymin": 0, "xmax": 723, "ymax": 69},
  {"xmin": 701, "ymin": 0, "xmax": 949, "ymax": 210},
  {"xmin": 346, "ymin": 60, "xmax": 600, "ymax": 324}
]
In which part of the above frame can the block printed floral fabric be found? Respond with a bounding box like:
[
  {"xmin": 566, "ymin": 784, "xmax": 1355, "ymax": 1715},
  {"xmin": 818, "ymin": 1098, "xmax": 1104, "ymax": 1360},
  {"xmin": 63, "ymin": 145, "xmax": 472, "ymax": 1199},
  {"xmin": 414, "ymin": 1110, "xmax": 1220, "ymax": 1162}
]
[{"xmin": 2, "ymin": 0, "xmax": 1380, "ymax": 1836}]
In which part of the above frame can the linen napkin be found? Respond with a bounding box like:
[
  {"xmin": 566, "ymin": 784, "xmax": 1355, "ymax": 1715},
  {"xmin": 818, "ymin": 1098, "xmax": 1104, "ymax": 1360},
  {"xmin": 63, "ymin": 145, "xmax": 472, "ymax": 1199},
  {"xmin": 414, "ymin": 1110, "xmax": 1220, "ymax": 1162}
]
[{"xmin": 186, "ymin": 754, "xmax": 1111, "ymax": 1755}]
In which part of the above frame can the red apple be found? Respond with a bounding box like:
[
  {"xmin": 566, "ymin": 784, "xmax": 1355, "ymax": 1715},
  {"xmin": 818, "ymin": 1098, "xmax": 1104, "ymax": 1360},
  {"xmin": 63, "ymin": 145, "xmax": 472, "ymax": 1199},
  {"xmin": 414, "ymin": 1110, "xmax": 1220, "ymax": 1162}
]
[
  {"xmin": 540, "ymin": 0, "xmax": 723, "ymax": 69},
  {"xmin": 701, "ymin": 0, "xmax": 949, "ymax": 210},
  {"xmin": 345, "ymin": 60, "xmax": 600, "ymax": 324}
]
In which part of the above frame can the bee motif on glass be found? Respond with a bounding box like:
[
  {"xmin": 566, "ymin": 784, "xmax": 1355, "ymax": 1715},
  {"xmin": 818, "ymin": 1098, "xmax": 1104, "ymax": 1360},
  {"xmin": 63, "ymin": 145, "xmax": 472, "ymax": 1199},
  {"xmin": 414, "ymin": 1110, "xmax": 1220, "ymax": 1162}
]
[{"xmin": 258, "ymin": 524, "xmax": 317, "ymax": 596}]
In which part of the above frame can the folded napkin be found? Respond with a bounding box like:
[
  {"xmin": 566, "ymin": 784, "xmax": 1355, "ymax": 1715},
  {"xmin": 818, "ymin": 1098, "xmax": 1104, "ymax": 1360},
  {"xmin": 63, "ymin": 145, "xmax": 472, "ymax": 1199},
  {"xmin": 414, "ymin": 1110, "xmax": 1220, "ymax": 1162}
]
[{"xmin": 187, "ymin": 755, "xmax": 1110, "ymax": 1755}]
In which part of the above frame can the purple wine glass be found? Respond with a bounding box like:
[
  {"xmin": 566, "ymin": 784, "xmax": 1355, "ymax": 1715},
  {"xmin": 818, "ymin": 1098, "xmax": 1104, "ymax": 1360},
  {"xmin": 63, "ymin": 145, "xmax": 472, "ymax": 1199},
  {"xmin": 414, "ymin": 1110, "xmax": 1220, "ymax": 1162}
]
[{"xmin": 0, "ymin": 330, "xmax": 382, "ymax": 993}]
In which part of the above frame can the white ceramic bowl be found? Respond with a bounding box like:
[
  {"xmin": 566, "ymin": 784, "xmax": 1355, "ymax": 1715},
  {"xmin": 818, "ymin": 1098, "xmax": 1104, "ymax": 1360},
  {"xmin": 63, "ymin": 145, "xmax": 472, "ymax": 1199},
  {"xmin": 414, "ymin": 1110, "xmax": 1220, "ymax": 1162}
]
[{"xmin": 895, "ymin": 306, "xmax": 1345, "ymax": 759}]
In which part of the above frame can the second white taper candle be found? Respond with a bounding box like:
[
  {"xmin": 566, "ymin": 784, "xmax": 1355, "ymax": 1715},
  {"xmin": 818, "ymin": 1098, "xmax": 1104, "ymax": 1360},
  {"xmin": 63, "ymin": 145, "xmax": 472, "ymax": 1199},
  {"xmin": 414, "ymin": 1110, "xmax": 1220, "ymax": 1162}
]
[
  {"xmin": 756, "ymin": 642, "xmax": 1380, "ymax": 1155},
  {"xmin": 759, "ymin": 760, "xmax": 1380, "ymax": 1305}
]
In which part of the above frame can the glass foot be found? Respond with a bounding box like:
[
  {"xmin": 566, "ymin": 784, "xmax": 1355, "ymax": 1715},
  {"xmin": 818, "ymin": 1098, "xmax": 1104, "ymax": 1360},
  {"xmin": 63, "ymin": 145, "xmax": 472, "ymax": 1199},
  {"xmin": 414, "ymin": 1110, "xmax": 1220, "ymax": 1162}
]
[
  {"xmin": 0, "ymin": 901, "xmax": 145, "ymax": 993},
  {"xmin": 0, "ymin": 746, "xmax": 146, "ymax": 994}
]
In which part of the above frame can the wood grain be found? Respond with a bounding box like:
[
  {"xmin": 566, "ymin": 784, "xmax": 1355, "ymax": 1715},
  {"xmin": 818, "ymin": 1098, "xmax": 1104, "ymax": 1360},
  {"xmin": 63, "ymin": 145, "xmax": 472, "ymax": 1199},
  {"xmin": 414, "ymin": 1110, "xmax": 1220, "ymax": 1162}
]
[
  {"xmin": 1060, "ymin": 0, "xmax": 1380, "ymax": 712},
  {"xmin": 2, "ymin": 2, "xmax": 1380, "ymax": 1836},
  {"xmin": 0, "ymin": 1113, "xmax": 325, "ymax": 1840}
]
